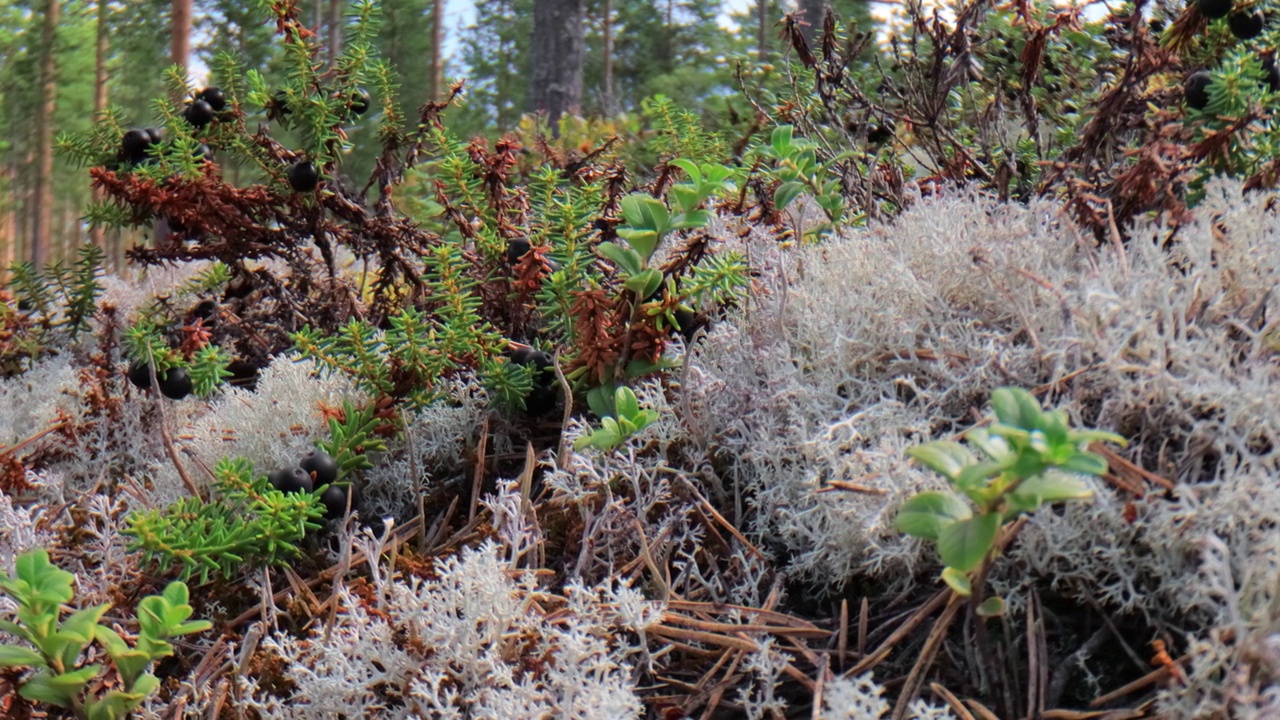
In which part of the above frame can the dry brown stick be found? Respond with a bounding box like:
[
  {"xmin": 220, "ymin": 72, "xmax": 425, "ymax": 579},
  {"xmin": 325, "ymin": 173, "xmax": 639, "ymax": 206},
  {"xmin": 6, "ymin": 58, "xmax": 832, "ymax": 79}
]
[
  {"xmin": 145, "ymin": 348, "xmax": 202, "ymax": 500},
  {"xmin": 677, "ymin": 475, "xmax": 767, "ymax": 560},
  {"xmin": 837, "ymin": 599, "xmax": 849, "ymax": 670},
  {"xmin": 0, "ymin": 420, "xmax": 68, "ymax": 456},
  {"xmin": 1027, "ymin": 588, "xmax": 1048, "ymax": 719},
  {"xmin": 928, "ymin": 683, "xmax": 977, "ymax": 720},
  {"xmin": 468, "ymin": 416, "xmax": 489, "ymax": 523},
  {"xmin": 553, "ymin": 349, "xmax": 574, "ymax": 463},
  {"xmin": 1088, "ymin": 657, "xmax": 1189, "ymax": 708},
  {"xmin": 661, "ymin": 613, "xmax": 830, "ymax": 638},
  {"xmin": 848, "ymin": 588, "xmax": 951, "ymax": 676},
  {"xmin": 858, "ymin": 597, "xmax": 869, "ymax": 660},
  {"xmin": 891, "ymin": 593, "xmax": 965, "ymax": 720}
]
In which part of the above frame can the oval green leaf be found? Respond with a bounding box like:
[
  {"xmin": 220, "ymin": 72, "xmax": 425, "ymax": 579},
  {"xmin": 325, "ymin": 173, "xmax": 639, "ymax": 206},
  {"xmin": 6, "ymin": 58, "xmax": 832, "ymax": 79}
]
[
  {"xmin": 894, "ymin": 491, "xmax": 972, "ymax": 541},
  {"xmin": 941, "ymin": 567, "xmax": 972, "ymax": 597},
  {"xmin": 937, "ymin": 512, "xmax": 1001, "ymax": 572}
]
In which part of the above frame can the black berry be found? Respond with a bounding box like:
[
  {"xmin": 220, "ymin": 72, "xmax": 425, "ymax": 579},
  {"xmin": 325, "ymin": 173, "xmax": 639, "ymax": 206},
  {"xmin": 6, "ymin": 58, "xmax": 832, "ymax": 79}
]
[
  {"xmin": 197, "ymin": 86, "xmax": 226, "ymax": 112},
  {"xmin": 506, "ymin": 237, "xmax": 531, "ymax": 264},
  {"xmin": 121, "ymin": 129, "xmax": 152, "ymax": 163},
  {"xmin": 127, "ymin": 361, "xmax": 153, "ymax": 390},
  {"xmin": 183, "ymin": 99, "xmax": 216, "ymax": 128},
  {"xmin": 1263, "ymin": 55, "xmax": 1280, "ymax": 91},
  {"xmin": 348, "ymin": 88, "xmax": 371, "ymax": 116},
  {"xmin": 1198, "ymin": 0, "xmax": 1233, "ymax": 20},
  {"xmin": 1185, "ymin": 71, "xmax": 1213, "ymax": 110},
  {"xmin": 1228, "ymin": 11, "xmax": 1265, "ymax": 39},
  {"xmin": 320, "ymin": 483, "xmax": 355, "ymax": 519},
  {"xmin": 269, "ymin": 466, "xmax": 313, "ymax": 494},
  {"xmin": 267, "ymin": 90, "xmax": 292, "ymax": 120},
  {"xmin": 159, "ymin": 367, "xmax": 193, "ymax": 399},
  {"xmin": 145, "ymin": 127, "xmax": 162, "ymax": 144},
  {"xmin": 867, "ymin": 122, "xmax": 894, "ymax": 144},
  {"xmin": 1149, "ymin": 18, "xmax": 1166, "ymax": 34},
  {"xmin": 287, "ymin": 161, "xmax": 320, "ymax": 192},
  {"xmin": 300, "ymin": 449, "xmax": 339, "ymax": 487}
]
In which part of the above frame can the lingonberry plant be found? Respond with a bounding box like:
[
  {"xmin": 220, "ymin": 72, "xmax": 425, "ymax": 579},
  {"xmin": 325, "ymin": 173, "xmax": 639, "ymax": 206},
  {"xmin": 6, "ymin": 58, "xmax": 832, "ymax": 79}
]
[
  {"xmin": 895, "ymin": 387, "xmax": 1127, "ymax": 601},
  {"xmin": 0, "ymin": 550, "xmax": 209, "ymax": 720}
]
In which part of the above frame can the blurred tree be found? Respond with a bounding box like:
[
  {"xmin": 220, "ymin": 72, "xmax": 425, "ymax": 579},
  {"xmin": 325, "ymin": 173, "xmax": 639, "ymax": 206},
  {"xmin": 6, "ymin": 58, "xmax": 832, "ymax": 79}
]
[
  {"xmin": 172, "ymin": 0, "xmax": 192, "ymax": 70},
  {"xmin": 32, "ymin": 0, "xmax": 59, "ymax": 267},
  {"xmin": 456, "ymin": 0, "xmax": 533, "ymax": 133},
  {"xmin": 530, "ymin": 0, "xmax": 584, "ymax": 128}
]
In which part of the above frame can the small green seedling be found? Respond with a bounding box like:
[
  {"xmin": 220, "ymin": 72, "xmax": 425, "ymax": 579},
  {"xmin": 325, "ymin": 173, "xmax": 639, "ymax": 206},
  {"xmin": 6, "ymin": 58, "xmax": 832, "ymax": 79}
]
[
  {"xmin": 574, "ymin": 385, "xmax": 660, "ymax": 451},
  {"xmin": 895, "ymin": 387, "xmax": 1126, "ymax": 599},
  {"xmin": 0, "ymin": 549, "xmax": 211, "ymax": 719}
]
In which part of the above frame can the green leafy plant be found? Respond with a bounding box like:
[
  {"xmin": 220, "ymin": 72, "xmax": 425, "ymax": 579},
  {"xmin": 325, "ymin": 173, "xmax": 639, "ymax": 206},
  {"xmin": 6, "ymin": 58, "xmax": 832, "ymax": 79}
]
[
  {"xmin": 895, "ymin": 387, "xmax": 1126, "ymax": 599},
  {"xmin": 0, "ymin": 549, "xmax": 210, "ymax": 719},
  {"xmin": 574, "ymin": 385, "xmax": 660, "ymax": 451},
  {"xmin": 761, "ymin": 125, "xmax": 851, "ymax": 237}
]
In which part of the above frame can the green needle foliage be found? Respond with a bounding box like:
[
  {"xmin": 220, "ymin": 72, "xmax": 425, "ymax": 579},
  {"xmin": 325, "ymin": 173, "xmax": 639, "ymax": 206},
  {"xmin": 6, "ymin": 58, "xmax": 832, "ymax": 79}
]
[
  {"xmin": 0, "ymin": 549, "xmax": 209, "ymax": 720},
  {"xmin": 895, "ymin": 387, "xmax": 1127, "ymax": 601},
  {"xmin": 124, "ymin": 457, "xmax": 326, "ymax": 584}
]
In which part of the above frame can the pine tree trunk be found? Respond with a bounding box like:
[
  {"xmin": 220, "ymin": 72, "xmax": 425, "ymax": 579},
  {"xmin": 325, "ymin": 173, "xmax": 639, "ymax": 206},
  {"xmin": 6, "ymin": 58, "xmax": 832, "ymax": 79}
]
[
  {"xmin": 529, "ymin": 0, "xmax": 584, "ymax": 131},
  {"xmin": 602, "ymin": 0, "xmax": 614, "ymax": 116},
  {"xmin": 328, "ymin": 0, "xmax": 342, "ymax": 66},
  {"xmin": 429, "ymin": 0, "xmax": 444, "ymax": 100},
  {"xmin": 757, "ymin": 0, "xmax": 768, "ymax": 58},
  {"xmin": 31, "ymin": 0, "xmax": 59, "ymax": 268},
  {"xmin": 172, "ymin": 0, "xmax": 191, "ymax": 70},
  {"xmin": 92, "ymin": 0, "xmax": 109, "ymax": 259}
]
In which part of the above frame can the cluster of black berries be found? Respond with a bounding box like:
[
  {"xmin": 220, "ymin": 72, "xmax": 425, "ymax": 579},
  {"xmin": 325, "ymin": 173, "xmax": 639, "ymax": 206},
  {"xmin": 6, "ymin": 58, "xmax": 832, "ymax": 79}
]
[
  {"xmin": 269, "ymin": 448, "xmax": 367, "ymax": 524},
  {"xmin": 182, "ymin": 86, "xmax": 227, "ymax": 129},
  {"xmin": 118, "ymin": 127, "xmax": 163, "ymax": 166},
  {"xmin": 1186, "ymin": 1, "xmax": 1276, "ymax": 109},
  {"xmin": 126, "ymin": 361, "xmax": 193, "ymax": 400}
]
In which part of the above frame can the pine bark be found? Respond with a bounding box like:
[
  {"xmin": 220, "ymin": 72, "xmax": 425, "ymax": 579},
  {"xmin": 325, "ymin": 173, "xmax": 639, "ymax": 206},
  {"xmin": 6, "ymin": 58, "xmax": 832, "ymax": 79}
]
[
  {"xmin": 328, "ymin": 0, "xmax": 343, "ymax": 66},
  {"xmin": 31, "ymin": 0, "xmax": 59, "ymax": 267},
  {"xmin": 429, "ymin": 0, "xmax": 444, "ymax": 100},
  {"xmin": 602, "ymin": 0, "xmax": 614, "ymax": 116},
  {"xmin": 529, "ymin": 0, "xmax": 584, "ymax": 130},
  {"xmin": 172, "ymin": 0, "xmax": 192, "ymax": 70}
]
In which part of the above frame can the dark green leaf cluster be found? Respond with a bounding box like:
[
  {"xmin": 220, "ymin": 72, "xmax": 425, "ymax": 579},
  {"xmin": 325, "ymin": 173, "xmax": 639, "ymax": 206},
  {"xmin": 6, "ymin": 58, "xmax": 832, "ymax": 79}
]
[
  {"xmin": 2, "ymin": 243, "xmax": 106, "ymax": 373},
  {"xmin": 124, "ymin": 457, "xmax": 326, "ymax": 584}
]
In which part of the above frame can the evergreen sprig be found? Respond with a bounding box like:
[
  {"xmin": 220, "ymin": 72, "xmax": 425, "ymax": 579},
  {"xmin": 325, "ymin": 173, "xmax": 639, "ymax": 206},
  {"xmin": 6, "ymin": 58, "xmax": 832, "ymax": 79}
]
[{"xmin": 124, "ymin": 457, "xmax": 325, "ymax": 584}]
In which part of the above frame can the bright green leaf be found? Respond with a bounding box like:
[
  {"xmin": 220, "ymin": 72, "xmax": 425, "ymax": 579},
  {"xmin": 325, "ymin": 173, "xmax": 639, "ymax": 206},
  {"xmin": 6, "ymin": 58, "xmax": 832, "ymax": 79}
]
[
  {"xmin": 894, "ymin": 492, "xmax": 972, "ymax": 541},
  {"xmin": 937, "ymin": 512, "xmax": 1001, "ymax": 572},
  {"xmin": 906, "ymin": 441, "xmax": 976, "ymax": 481}
]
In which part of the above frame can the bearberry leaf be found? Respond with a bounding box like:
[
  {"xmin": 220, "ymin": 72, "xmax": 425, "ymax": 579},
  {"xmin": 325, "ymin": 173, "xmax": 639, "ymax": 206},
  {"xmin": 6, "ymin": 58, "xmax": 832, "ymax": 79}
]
[
  {"xmin": 906, "ymin": 441, "xmax": 976, "ymax": 481},
  {"xmin": 941, "ymin": 567, "xmax": 972, "ymax": 597},
  {"xmin": 895, "ymin": 491, "xmax": 972, "ymax": 541},
  {"xmin": 990, "ymin": 387, "xmax": 1044, "ymax": 430},
  {"xmin": 976, "ymin": 595, "xmax": 1006, "ymax": 617},
  {"xmin": 937, "ymin": 512, "xmax": 1001, "ymax": 572}
]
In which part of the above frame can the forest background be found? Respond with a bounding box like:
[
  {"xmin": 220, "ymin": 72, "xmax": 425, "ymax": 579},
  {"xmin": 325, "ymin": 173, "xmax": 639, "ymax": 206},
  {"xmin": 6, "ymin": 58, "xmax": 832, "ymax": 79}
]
[{"xmin": 0, "ymin": 0, "xmax": 875, "ymax": 272}]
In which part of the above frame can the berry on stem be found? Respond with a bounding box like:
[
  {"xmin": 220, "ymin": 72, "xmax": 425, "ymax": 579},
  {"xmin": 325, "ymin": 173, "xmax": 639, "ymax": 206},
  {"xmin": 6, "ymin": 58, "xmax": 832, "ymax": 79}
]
[
  {"xmin": 319, "ymin": 483, "xmax": 358, "ymax": 519},
  {"xmin": 197, "ymin": 87, "xmax": 226, "ymax": 112},
  {"xmin": 127, "ymin": 361, "xmax": 153, "ymax": 390},
  {"xmin": 183, "ymin": 99, "xmax": 216, "ymax": 128},
  {"xmin": 269, "ymin": 466, "xmax": 314, "ymax": 494},
  {"xmin": 159, "ymin": 367, "xmax": 193, "ymax": 400},
  {"xmin": 120, "ymin": 129, "xmax": 152, "ymax": 164},
  {"xmin": 1228, "ymin": 11, "xmax": 1265, "ymax": 39},
  {"xmin": 1198, "ymin": 0, "xmax": 1233, "ymax": 20},
  {"xmin": 1185, "ymin": 71, "xmax": 1213, "ymax": 110},
  {"xmin": 300, "ymin": 449, "xmax": 339, "ymax": 486},
  {"xmin": 288, "ymin": 161, "xmax": 320, "ymax": 192}
]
